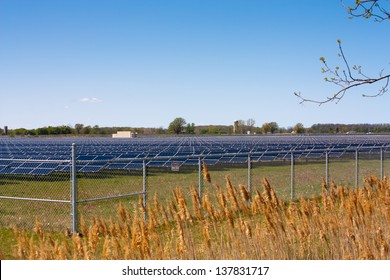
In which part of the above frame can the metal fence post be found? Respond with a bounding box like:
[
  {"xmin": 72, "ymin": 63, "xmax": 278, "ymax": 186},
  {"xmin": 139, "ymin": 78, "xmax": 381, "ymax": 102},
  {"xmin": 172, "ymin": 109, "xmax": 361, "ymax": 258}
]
[
  {"xmin": 143, "ymin": 160, "xmax": 147, "ymax": 221},
  {"xmin": 248, "ymin": 154, "xmax": 252, "ymax": 195},
  {"xmin": 355, "ymin": 149, "xmax": 359, "ymax": 188},
  {"xmin": 325, "ymin": 150, "xmax": 329, "ymax": 193},
  {"xmin": 291, "ymin": 152, "xmax": 294, "ymax": 200},
  {"xmin": 198, "ymin": 157, "xmax": 202, "ymax": 202},
  {"xmin": 71, "ymin": 143, "xmax": 78, "ymax": 234},
  {"xmin": 380, "ymin": 147, "xmax": 384, "ymax": 180}
]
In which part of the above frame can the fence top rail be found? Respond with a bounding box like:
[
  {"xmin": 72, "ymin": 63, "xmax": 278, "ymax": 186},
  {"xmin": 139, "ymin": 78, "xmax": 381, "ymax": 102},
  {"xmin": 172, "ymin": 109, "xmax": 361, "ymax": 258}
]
[{"xmin": 0, "ymin": 158, "xmax": 71, "ymax": 164}]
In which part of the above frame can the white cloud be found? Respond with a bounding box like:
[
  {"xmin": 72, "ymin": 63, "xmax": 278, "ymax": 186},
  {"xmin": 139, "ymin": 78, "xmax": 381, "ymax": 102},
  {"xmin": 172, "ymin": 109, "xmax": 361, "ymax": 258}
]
[{"xmin": 79, "ymin": 97, "xmax": 102, "ymax": 103}]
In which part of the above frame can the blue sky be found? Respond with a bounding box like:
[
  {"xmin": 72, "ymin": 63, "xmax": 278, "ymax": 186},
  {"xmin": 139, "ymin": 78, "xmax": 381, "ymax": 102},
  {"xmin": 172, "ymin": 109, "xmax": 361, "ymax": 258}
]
[{"xmin": 1, "ymin": 0, "xmax": 389, "ymax": 129}]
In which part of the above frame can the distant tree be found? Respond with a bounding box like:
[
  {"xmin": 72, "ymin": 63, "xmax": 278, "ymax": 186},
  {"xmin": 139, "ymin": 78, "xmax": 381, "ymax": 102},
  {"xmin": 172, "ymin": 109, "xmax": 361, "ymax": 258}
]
[
  {"xmin": 27, "ymin": 129, "xmax": 37, "ymax": 136},
  {"xmin": 83, "ymin": 125, "xmax": 92, "ymax": 134},
  {"xmin": 156, "ymin": 127, "xmax": 166, "ymax": 134},
  {"xmin": 295, "ymin": 0, "xmax": 390, "ymax": 104},
  {"xmin": 91, "ymin": 125, "xmax": 101, "ymax": 135},
  {"xmin": 75, "ymin": 124, "xmax": 84, "ymax": 134},
  {"xmin": 262, "ymin": 122, "xmax": 279, "ymax": 134},
  {"xmin": 36, "ymin": 127, "xmax": 49, "ymax": 135},
  {"xmin": 293, "ymin": 123, "xmax": 305, "ymax": 134},
  {"xmin": 13, "ymin": 128, "xmax": 28, "ymax": 136},
  {"xmin": 246, "ymin": 118, "xmax": 256, "ymax": 133},
  {"xmin": 186, "ymin": 123, "xmax": 195, "ymax": 134},
  {"xmin": 168, "ymin": 117, "xmax": 187, "ymax": 134}
]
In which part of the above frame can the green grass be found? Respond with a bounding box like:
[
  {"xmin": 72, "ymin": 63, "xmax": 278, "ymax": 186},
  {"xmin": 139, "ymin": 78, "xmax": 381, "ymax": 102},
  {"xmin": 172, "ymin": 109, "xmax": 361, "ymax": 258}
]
[{"xmin": 0, "ymin": 228, "xmax": 17, "ymax": 259}]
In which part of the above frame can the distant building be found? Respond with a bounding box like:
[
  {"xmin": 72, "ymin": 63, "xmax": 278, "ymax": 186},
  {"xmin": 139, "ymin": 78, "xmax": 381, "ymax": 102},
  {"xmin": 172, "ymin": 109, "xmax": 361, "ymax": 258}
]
[{"xmin": 112, "ymin": 131, "xmax": 137, "ymax": 138}]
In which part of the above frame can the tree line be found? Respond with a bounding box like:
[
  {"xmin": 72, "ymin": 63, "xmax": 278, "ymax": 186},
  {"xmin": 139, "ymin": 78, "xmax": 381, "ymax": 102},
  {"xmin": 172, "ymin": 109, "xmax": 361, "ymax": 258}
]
[
  {"xmin": 2, "ymin": 120, "xmax": 390, "ymax": 137},
  {"xmin": 309, "ymin": 123, "xmax": 390, "ymax": 134}
]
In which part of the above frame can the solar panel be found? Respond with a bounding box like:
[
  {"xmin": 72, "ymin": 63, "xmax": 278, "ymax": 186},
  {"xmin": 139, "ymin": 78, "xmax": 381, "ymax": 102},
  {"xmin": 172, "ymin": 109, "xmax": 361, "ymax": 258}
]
[
  {"xmin": 147, "ymin": 161, "xmax": 168, "ymax": 167},
  {"xmin": 230, "ymin": 156, "xmax": 248, "ymax": 163},
  {"xmin": 39, "ymin": 162, "xmax": 60, "ymax": 169},
  {"xmin": 79, "ymin": 165, "xmax": 102, "ymax": 173},
  {"xmin": 20, "ymin": 162, "xmax": 41, "ymax": 168},
  {"xmin": 0, "ymin": 135, "xmax": 390, "ymax": 175},
  {"xmin": 203, "ymin": 159, "xmax": 219, "ymax": 165},
  {"xmin": 77, "ymin": 155, "xmax": 96, "ymax": 160},
  {"xmin": 124, "ymin": 163, "xmax": 143, "ymax": 170},
  {"xmin": 105, "ymin": 163, "xmax": 128, "ymax": 169},
  {"xmin": 31, "ymin": 168, "xmax": 53, "ymax": 175},
  {"xmin": 12, "ymin": 168, "xmax": 34, "ymax": 175}
]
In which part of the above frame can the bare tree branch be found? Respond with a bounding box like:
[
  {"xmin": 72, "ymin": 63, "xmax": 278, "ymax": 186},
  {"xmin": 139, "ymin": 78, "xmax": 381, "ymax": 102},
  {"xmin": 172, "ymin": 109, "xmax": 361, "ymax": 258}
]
[
  {"xmin": 295, "ymin": 40, "xmax": 390, "ymax": 105},
  {"xmin": 341, "ymin": 0, "xmax": 390, "ymax": 22}
]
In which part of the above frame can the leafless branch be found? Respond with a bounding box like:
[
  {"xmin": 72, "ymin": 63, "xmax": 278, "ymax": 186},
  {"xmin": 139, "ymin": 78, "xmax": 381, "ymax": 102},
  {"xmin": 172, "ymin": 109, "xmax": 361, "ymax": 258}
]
[
  {"xmin": 341, "ymin": 0, "xmax": 390, "ymax": 22},
  {"xmin": 295, "ymin": 40, "xmax": 390, "ymax": 105}
]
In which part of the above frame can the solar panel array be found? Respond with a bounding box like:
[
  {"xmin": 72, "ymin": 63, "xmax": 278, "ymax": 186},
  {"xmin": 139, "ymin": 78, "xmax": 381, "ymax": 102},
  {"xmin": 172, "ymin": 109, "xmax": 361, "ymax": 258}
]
[{"xmin": 1, "ymin": 134, "xmax": 390, "ymax": 175}]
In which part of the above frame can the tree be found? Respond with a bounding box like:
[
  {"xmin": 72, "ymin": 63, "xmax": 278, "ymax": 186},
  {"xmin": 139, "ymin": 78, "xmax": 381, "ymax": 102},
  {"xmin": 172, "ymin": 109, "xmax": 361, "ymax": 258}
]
[
  {"xmin": 168, "ymin": 117, "xmax": 187, "ymax": 135},
  {"xmin": 293, "ymin": 123, "xmax": 305, "ymax": 134},
  {"xmin": 186, "ymin": 123, "xmax": 195, "ymax": 134},
  {"xmin": 295, "ymin": 0, "xmax": 389, "ymax": 104},
  {"xmin": 246, "ymin": 118, "xmax": 256, "ymax": 133},
  {"xmin": 343, "ymin": 0, "xmax": 389, "ymax": 22},
  {"xmin": 75, "ymin": 124, "xmax": 84, "ymax": 134},
  {"xmin": 262, "ymin": 122, "xmax": 279, "ymax": 134}
]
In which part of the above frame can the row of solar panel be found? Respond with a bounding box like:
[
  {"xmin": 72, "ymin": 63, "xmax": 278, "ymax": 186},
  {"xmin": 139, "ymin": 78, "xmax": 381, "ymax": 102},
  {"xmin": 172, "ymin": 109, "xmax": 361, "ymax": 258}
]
[{"xmin": 0, "ymin": 149, "xmax": 358, "ymax": 175}]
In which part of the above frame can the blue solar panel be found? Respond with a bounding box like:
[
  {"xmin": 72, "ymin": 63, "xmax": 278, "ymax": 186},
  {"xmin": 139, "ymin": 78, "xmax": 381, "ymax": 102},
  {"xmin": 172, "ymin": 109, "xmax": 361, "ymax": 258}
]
[
  {"xmin": 184, "ymin": 159, "xmax": 199, "ymax": 165},
  {"xmin": 79, "ymin": 165, "xmax": 102, "ymax": 173},
  {"xmin": 230, "ymin": 156, "xmax": 248, "ymax": 163},
  {"xmin": 31, "ymin": 168, "xmax": 53, "ymax": 175},
  {"xmin": 77, "ymin": 155, "xmax": 96, "ymax": 160},
  {"xmin": 305, "ymin": 152, "xmax": 324, "ymax": 159},
  {"xmin": 12, "ymin": 168, "xmax": 34, "ymax": 175},
  {"xmin": 203, "ymin": 159, "xmax": 219, "ymax": 165},
  {"xmin": 0, "ymin": 135, "xmax": 390, "ymax": 174},
  {"xmin": 259, "ymin": 155, "xmax": 277, "ymax": 161},
  {"xmin": 147, "ymin": 161, "xmax": 168, "ymax": 167},
  {"xmin": 39, "ymin": 162, "xmax": 60, "ymax": 169},
  {"xmin": 105, "ymin": 163, "xmax": 128, "ymax": 169},
  {"xmin": 125, "ymin": 163, "xmax": 143, "ymax": 170},
  {"xmin": 56, "ymin": 165, "xmax": 72, "ymax": 172},
  {"xmin": 20, "ymin": 162, "xmax": 41, "ymax": 168}
]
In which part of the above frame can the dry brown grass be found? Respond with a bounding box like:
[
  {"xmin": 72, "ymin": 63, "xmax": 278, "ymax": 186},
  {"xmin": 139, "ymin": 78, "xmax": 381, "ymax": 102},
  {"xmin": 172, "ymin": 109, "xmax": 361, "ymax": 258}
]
[{"xmin": 11, "ymin": 175, "xmax": 390, "ymax": 260}]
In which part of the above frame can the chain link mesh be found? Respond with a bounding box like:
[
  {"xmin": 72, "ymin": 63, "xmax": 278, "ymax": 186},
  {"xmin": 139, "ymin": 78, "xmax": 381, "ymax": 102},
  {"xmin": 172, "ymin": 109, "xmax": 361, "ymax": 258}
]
[{"xmin": 1, "ymin": 149, "xmax": 390, "ymax": 231}]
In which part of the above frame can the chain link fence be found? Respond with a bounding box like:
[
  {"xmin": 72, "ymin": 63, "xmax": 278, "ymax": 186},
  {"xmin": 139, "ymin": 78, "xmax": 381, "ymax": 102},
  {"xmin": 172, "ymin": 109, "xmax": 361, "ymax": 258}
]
[
  {"xmin": 0, "ymin": 159, "xmax": 71, "ymax": 230},
  {"xmin": 1, "ymin": 145, "xmax": 390, "ymax": 232}
]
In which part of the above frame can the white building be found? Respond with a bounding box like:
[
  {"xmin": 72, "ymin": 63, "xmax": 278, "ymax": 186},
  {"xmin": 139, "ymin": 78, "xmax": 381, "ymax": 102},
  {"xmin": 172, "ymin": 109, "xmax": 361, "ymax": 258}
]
[{"xmin": 112, "ymin": 131, "xmax": 137, "ymax": 138}]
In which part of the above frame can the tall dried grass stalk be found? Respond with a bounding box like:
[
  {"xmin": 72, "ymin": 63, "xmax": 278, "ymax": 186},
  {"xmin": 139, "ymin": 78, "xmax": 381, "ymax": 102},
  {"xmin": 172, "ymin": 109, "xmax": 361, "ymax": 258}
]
[
  {"xmin": 11, "ymin": 176, "xmax": 390, "ymax": 260},
  {"xmin": 202, "ymin": 161, "xmax": 211, "ymax": 184}
]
